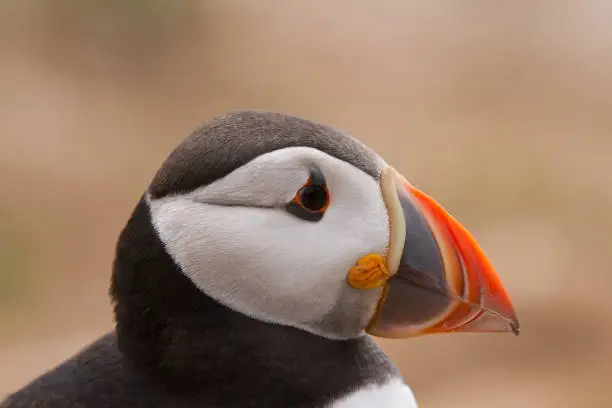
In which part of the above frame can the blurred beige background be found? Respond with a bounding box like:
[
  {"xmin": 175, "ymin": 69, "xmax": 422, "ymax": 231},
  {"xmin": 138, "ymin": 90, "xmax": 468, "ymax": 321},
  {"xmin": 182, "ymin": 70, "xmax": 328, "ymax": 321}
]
[{"xmin": 1, "ymin": 1, "xmax": 611, "ymax": 407}]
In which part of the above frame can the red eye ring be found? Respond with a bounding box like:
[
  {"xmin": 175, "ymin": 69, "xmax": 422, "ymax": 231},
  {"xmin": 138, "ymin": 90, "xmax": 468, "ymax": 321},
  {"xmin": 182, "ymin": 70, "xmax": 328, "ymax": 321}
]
[
  {"xmin": 293, "ymin": 182, "xmax": 329, "ymax": 213},
  {"xmin": 285, "ymin": 172, "xmax": 330, "ymax": 222}
]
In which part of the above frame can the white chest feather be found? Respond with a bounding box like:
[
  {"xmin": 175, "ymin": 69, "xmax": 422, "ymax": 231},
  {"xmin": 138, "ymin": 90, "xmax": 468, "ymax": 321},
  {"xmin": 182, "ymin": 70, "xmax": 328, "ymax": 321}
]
[{"xmin": 329, "ymin": 378, "xmax": 419, "ymax": 408}]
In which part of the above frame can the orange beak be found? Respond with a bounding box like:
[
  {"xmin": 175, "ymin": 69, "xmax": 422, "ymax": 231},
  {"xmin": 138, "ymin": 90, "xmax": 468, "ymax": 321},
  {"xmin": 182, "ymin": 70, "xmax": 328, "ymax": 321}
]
[{"xmin": 366, "ymin": 167, "xmax": 519, "ymax": 338}]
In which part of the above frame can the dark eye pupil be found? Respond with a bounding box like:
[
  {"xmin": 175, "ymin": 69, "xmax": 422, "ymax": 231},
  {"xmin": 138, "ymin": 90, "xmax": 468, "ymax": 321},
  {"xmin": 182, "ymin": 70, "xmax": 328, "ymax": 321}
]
[{"xmin": 299, "ymin": 185, "xmax": 327, "ymax": 212}]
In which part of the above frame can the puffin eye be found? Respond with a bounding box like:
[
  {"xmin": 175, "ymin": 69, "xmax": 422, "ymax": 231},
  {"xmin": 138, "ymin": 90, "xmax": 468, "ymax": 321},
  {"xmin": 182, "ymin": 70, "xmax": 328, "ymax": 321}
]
[
  {"xmin": 297, "ymin": 185, "xmax": 328, "ymax": 212},
  {"xmin": 285, "ymin": 171, "xmax": 329, "ymax": 222}
]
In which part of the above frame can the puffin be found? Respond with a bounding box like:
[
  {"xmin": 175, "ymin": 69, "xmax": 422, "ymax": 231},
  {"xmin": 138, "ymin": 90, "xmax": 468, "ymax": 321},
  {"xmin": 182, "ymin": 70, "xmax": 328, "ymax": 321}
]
[{"xmin": 1, "ymin": 111, "xmax": 519, "ymax": 408}]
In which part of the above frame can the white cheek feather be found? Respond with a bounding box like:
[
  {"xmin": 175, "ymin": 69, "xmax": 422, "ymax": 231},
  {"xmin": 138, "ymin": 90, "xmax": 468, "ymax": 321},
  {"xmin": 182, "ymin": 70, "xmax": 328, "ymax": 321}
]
[
  {"xmin": 148, "ymin": 147, "xmax": 390, "ymax": 339},
  {"xmin": 329, "ymin": 378, "xmax": 419, "ymax": 408},
  {"xmin": 184, "ymin": 156, "xmax": 309, "ymax": 208}
]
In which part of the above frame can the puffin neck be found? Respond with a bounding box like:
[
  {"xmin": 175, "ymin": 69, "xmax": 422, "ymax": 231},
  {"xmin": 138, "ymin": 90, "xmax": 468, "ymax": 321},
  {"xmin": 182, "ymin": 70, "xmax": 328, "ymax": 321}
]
[{"xmin": 110, "ymin": 197, "xmax": 398, "ymax": 403}]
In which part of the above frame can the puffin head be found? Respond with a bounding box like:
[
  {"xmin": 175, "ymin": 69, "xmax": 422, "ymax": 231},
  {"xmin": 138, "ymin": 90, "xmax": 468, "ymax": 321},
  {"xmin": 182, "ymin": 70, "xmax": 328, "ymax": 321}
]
[{"xmin": 111, "ymin": 111, "xmax": 518, "ymax": 369}]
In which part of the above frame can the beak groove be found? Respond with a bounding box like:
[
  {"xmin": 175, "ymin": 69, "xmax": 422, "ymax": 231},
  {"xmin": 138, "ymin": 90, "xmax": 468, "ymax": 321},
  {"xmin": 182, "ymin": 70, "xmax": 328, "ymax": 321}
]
[{"xmin": 366, "ymin": 167, "xmax": 519, "ymax": 338}]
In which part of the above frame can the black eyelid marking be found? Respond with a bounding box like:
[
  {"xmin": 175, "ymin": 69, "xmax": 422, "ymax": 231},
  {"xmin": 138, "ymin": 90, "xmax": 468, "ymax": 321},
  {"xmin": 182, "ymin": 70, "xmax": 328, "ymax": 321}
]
[
  {"xmin": 286, "ymin": 201, "xmax": 324, "ymax": 222},
  {"xmin": 308, "ymin": 167, "xmax": 326, "ymax": 187}
]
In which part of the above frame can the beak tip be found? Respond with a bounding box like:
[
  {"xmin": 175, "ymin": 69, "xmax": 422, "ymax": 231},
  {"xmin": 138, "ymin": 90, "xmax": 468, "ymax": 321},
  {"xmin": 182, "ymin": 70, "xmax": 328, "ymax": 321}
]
[{"xmin": 510, "ymin": 319, "xmax": 520, "ymax": 336}]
